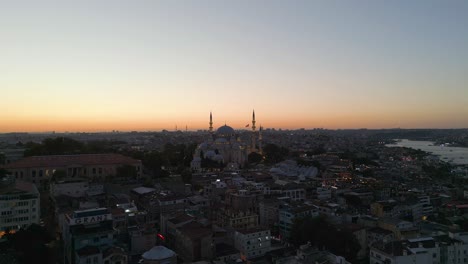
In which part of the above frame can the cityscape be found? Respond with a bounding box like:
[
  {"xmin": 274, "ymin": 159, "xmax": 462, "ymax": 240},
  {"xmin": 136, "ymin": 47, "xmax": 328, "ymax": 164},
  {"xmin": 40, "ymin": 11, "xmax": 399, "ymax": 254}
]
[{"xmin": 1, "ymin": 1, "xmax": 468, "ymax": 264}]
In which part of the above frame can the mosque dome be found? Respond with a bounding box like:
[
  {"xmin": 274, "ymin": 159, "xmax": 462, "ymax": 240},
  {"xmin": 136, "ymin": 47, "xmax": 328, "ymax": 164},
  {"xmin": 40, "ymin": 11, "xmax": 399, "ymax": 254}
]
[
  {"xmin": 215, "ymin": 138, "xmax": 228, "ymax": 144},
  {"xmin": 216, "ymin": 125, "xmax": 235, "ymax": 136},
  {"xmin": 142, "ymin": 246, "xmax": 175, "ymax": 260},
  {"xmin": 205, "ymin": 150, "xmax": 216, "ymax": 159}
]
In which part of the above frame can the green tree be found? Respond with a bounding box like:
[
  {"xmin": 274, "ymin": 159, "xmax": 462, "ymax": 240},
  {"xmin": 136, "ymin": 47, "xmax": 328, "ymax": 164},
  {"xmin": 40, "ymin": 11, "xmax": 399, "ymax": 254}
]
[
  {"xmin": 0, "ymin": 153, "xmax": 6, "ymax": 165},
  {"xmin": 290, "ymin": 216, "xmax": 360, "ymax": 263},
  {"xmin": 24, "ymin": 137, "xmax": 85, "ymax": 156},
  {"xmin": 263, "ymin": 144, "xmax": 289, "ymax": 164},
  {"xmin": 6, "ymin": 224, "xmax": 54, "ymax": 264},
  {"xmin": 116, "ymin": 165, "xmax": 138, "ymax": 179},
  {"xmin": 248, "ymin": 152, "xmax": 263, "ymax": 164},
  {"xmin": 181, "ymin": 168, "xmax": 192, "ymax": 184},
  {"xmin": 0, "ymin": 168, "xmax": 9, "ymax": 178},
  {"xmin": 51, "ymin": 170, "xmax": 66, "ymax": 181},
  {"xmin": 142, "ymin": 177, "xmax": 154, "ymax": 188}
]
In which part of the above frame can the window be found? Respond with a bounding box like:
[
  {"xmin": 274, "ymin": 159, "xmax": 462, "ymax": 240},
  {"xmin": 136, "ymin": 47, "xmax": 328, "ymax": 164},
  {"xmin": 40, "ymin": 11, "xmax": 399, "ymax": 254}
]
[
  {"xmin": 92, "ymin": 168, "xmax": 96, "ymax": 174},
  {"xmin": 93, "ymin": 256, "xmax": 98, "ymax": 263},
  {"xmin": 39, "ymin": 170, "xmax": 43, "ymax": 177},
  {"xmin": 32, "ymin": 170, "xmax": 36, "ymax": 177},
  {"xmin": 86, "ymin": 258, "xmax": 91, "ymax": 264},
  {"xmin": 98, "ymin": 168, "xmax": 102, "ymax": 174}
]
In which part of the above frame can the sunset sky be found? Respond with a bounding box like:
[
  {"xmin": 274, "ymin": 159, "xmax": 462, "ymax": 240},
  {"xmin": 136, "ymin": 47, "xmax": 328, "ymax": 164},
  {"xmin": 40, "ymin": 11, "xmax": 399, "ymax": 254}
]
[{"xmin": 1, "ymin": 0, "xmax": 468, "ymax": 132}]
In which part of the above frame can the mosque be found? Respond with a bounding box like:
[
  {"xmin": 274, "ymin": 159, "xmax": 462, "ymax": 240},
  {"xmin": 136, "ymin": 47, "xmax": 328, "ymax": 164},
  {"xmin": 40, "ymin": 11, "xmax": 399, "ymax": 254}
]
[{"xmin": 191, "ymin": 111, "xmax": 263, "ymax": 171}]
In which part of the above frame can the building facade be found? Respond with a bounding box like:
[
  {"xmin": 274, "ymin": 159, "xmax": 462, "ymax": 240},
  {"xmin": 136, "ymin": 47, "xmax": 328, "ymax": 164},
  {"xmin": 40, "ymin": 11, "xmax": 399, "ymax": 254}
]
[
  {"xmin": 0, "ymin": 176, "xmax": 40, "ymax": 239},
  {"xmin": 191, "ymin": 111, "xmax": 263, "ymax": 171},
  {"xmin": 234, "ymin": 227, "xmax": 272, "ymax": 260},
  {"xmin": 370, "ymin": 236, "xmax": 468, "ymax": 264},
  {"xmin": 3, "ymin": 154, "xmax": 142, "ymax": 189},
  {"xmin": 62, "ymin": 208, "xmax": 124, "ymax": 264}
]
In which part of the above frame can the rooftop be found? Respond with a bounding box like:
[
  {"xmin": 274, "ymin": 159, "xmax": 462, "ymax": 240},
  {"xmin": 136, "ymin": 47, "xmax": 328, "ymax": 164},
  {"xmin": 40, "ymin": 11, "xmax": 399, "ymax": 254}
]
[
  {"xmin": 76, "ymin": 246, "xmax": 100, "ymax": 257},
  {"xmin": 0, "ymin": 179, "xmax": 38, "ymax": 196},
  {"xmin": 131, "ymin": 186, "xmax": 156, "ymax": 195},
  {"xmin": 235, "ymin": 226, "xmax": 270, "ymax": 235},
  {"xmin": 142, "ymin": 246, "xmax": 175, "ymax": 260},
  {"xmin": 3, "ymin": 153, "xmax": 140, "ymax": 169}
]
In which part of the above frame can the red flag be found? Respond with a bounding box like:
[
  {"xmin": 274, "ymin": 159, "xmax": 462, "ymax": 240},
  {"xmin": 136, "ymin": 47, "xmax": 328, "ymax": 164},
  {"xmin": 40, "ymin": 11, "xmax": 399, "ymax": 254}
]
[{"xmin": 245, "ymin": 124, "xmax": 250, "ymax": 127}]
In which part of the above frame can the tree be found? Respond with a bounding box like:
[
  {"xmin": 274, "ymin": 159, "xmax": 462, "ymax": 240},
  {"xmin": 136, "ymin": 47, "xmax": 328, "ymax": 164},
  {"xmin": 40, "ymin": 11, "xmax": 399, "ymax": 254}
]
[
  {"xmin": 23, "ymin": 137, "xmax": 85, "ymax": 156},
  {"xmin": 263, "ymin": 144, "xmax": 289, "ymax": 164},
  {"xmin": 290, "ymin": 216, "xmax": 360, "ymax": 263},
  {"xmin": 116, "ymin": 165, "xmax": 138, "ymax": 179},
  {"xmin": 0, "ymin": 168, "xmax": 9, "ymax": 178},
  {"xmin": 142, "ymin": 177, "xmax": 154, "ymax": 188},
  {"xmin": 51, "ymin": 170, "xmax": 66, "ymax": 181},
  {"xmin": 6, "ymin": 224, "xmax": 55, "ymax": 264},
  {"xmin": 181, "ymin": 168, "xmax": 192, "ymax": 184},
  {"xmin": 0, "ymin": 153, "xmax": 6, "ymax": 165},
  {"xmin": 248, "ymin": 152, "xmax": 263, "ymax": 164}
]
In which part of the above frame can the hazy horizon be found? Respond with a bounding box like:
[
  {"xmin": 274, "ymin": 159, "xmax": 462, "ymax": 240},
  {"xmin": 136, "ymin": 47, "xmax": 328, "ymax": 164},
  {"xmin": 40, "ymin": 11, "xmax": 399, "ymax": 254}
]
[{"xmin": 2, "ymin": 0, "xmax": 468, "ymax": 132}]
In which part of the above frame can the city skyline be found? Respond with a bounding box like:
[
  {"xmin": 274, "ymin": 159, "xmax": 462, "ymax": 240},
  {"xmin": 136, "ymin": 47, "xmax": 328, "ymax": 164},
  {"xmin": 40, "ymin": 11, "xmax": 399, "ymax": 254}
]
[{"xmin": 2, "ymin": 0, "xmax": 468, "ymax": 132}]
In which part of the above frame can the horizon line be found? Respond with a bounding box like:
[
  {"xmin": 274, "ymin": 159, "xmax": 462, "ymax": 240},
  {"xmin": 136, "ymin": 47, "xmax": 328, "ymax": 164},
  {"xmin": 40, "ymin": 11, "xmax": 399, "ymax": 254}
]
[{"xmin": 1, "ymin": 127, "xmax": 468, "ymax": 134}]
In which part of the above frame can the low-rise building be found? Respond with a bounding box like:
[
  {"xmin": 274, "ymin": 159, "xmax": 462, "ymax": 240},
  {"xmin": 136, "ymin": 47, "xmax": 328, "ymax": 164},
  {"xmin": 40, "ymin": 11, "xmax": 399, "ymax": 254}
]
[
  {"xmin": 0, "ymin": 176, "xmax": 40, "ymax": 239},
  {"xmin": 50, "ymin": 178, "xmax": 89, "ymax": 198},
  {"xmin": 3, "ymin": 154, "xmax": 142, "ymax": 189},
  {"xmin": 279, "ymin": 203, "xmax": 318, "ymax": 239},
  {"xmin": 234, "ymin": 227, "xmax": 271, "ymax": 260},
  {"xmin": 140, "ymin": 246, "xmax": 177, "ymax": 264},
  {"xmin": 62, "ymin": 208, "xmax": 120, "ymax": 264},
  {"xmin": 370, "ymin": 236, "xmax": 468, "ymax": 264}
]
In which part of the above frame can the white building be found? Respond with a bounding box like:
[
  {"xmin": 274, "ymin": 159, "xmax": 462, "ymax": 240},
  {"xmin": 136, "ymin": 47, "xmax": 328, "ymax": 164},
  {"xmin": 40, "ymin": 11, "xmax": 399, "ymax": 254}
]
[
  {"xmin": 279, "ymin": 203, "xmax": 318, "ymax": 239},
  {"xmin": 234, "ymin": 227, "xmax": 271, "ymax": 260},
  {"xmin": 317, "ymin": 187, "xmax": 332, "ymax": 200},
  {"xmin": 50, "ymin": 178, "xmax": 89, "ymax": 198},
  {"xmin": 191, "ymin": 111, "xmax": 262, "ymax": 171},
  {"xmin": 0, "ymin": 176, "xmax": 40, "ymax": 239},
  {"xmin": 418, "ymin": 195, "xmax": 433, "ymax": 218},
  {"xmin": 140, "ymin": 246, "xmax": 177, "ymax": 264},
  {"xmin": 265, "ymin": 183, "xmax": 306, "ymax": 202},
  {"xmin": 370, "ymin": 236, "xmax": 468, "ymax": 264}
]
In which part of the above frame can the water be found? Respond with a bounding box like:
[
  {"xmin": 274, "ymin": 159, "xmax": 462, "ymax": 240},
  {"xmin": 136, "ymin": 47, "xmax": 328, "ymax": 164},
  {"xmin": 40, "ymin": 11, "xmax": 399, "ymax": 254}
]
[{"xmin": 386, "ymin": 139, "xmax": 468, "ymax": 165}]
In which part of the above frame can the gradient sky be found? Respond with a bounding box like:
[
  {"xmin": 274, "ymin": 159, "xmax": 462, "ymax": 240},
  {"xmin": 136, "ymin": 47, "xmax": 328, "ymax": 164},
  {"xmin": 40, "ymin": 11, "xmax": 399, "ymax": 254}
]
[{"xmin": 1, "ymin": 0, "xmax": 468, "ymax": 132}]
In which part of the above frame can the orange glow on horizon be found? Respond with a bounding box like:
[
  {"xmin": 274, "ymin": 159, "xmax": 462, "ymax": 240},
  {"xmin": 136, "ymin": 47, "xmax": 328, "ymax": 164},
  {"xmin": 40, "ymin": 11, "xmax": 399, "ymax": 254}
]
[{"xmin": 1, "ymin": 111, "xmax": 467, "ymax": 133}]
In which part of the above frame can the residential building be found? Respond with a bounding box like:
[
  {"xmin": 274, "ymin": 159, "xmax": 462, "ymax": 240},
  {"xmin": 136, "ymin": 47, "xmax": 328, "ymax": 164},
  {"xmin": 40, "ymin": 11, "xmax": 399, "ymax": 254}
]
[
  {"xmin": 234, "ymin": 227, "xmax": 271, "ymax": 260},
  {"xmin": 3, "ymin": 154, "xmax": 142, "ymax": 189},
  {"xmin": 62, "ymin": 207, "xmax": 121, "ymax": 264},
  {"xmin": 0, "ymin": 176, "xmax": 40, "ymax": 239},
  {"xmin": 370, "ymin": 236, "xmax": 468, "ymax": 264},
  {"xmin": 140, "ymin": 246, "xmax": 177, "ymax": 264},
  {"xmin": 279, "ymin": 203, "xmax": 318, "ymax": 239},
  {"xmin": 50, "ymin": 178, "xmax": 89, "ymax": 198}
]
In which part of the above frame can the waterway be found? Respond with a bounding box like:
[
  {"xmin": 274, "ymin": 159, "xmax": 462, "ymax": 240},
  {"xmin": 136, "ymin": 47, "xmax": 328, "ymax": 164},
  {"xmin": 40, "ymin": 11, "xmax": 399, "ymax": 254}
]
[{"xmin": 386, "ymin": 139, "xmax": 468, "ymax": 165}]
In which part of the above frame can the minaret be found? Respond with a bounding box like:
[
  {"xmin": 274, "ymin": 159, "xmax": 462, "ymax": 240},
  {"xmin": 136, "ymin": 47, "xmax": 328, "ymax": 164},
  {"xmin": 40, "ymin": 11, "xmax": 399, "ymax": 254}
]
[
  {"xmin": 209, "ymin": 112, "xmax": 213, "ymax": 133},
  {"xmin": 259, "ymin": 125, "xmax": 263, "ymax": 154},
  {"xmin": 252, "ymin": 110, "xmax": 256, "ymax": 132},
  {"xmin": 251, "ymin": 110, "xmax": 257, "ymax": 150}
]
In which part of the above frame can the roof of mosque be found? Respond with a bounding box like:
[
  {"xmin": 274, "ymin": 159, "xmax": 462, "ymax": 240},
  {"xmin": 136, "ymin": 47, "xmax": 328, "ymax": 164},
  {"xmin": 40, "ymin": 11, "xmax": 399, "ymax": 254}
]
[{"xmin": 216, "ymin": 125, "xmax": 235, "ymax": 135}]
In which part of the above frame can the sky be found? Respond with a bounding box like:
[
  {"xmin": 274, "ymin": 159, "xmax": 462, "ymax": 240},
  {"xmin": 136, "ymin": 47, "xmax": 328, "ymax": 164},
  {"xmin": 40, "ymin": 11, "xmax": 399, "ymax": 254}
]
[{"xmin": 1, "ymin": 0, "xmax": 468, "ymax": 132}]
